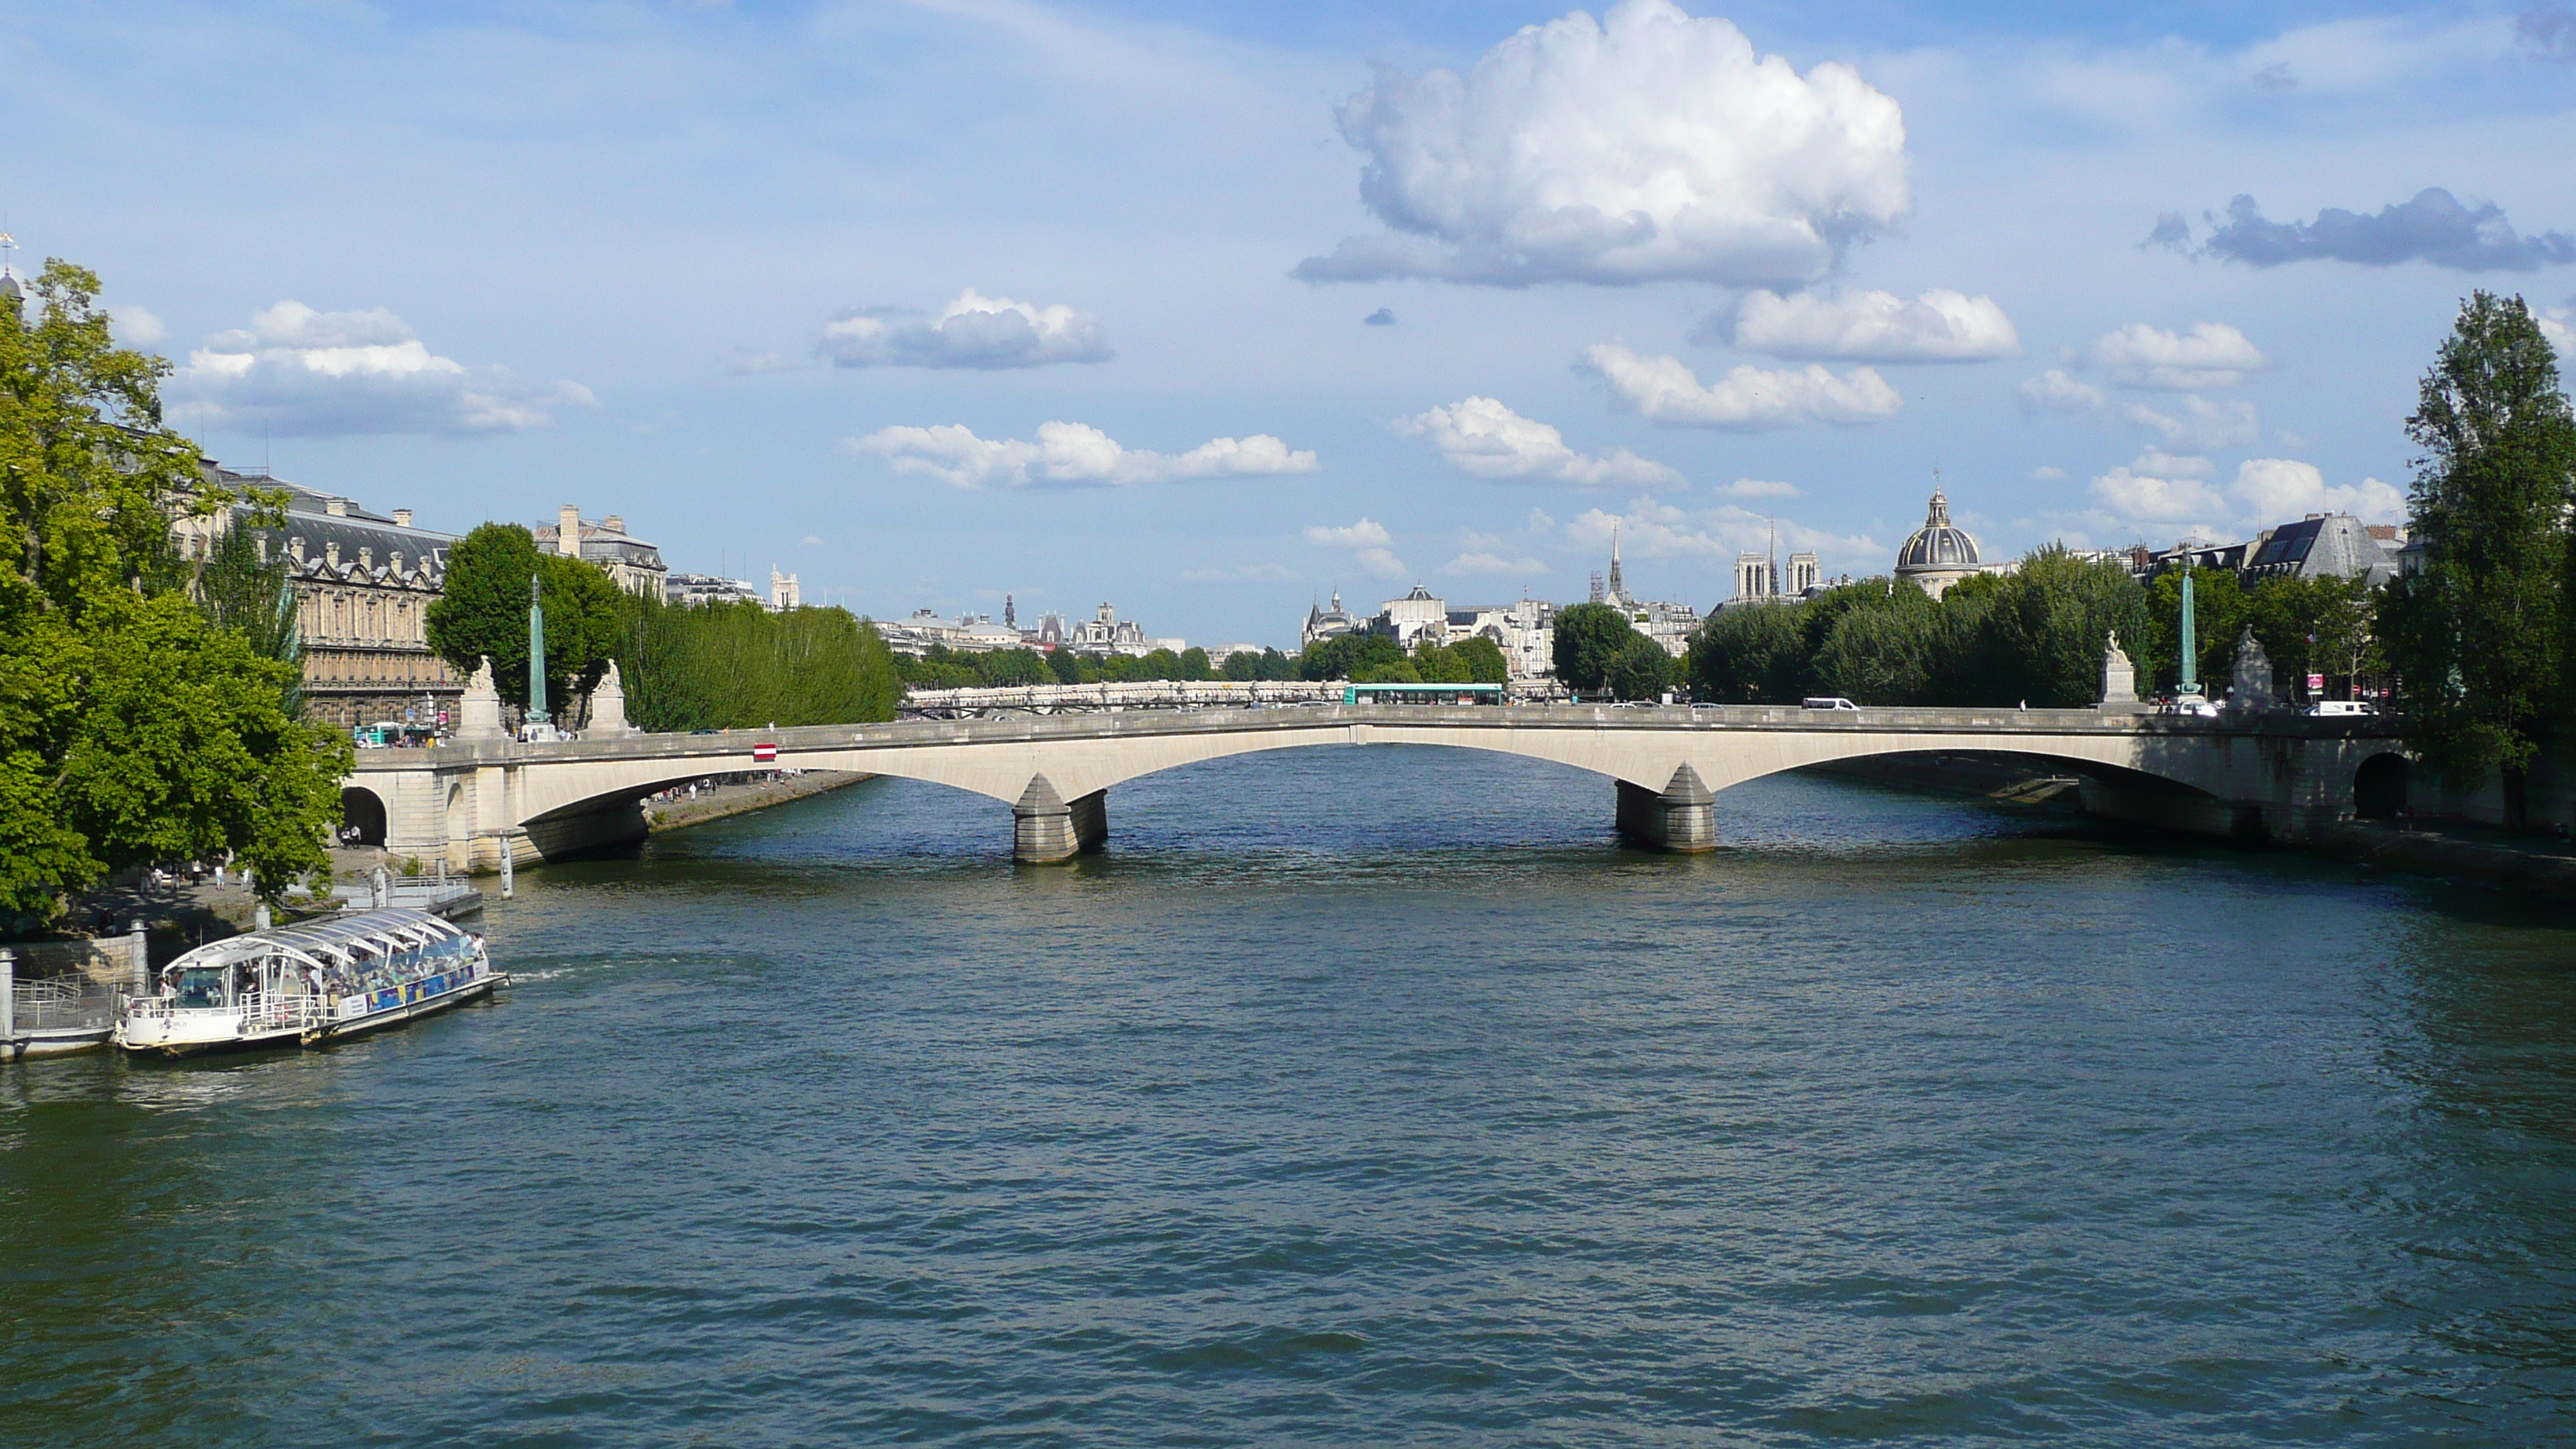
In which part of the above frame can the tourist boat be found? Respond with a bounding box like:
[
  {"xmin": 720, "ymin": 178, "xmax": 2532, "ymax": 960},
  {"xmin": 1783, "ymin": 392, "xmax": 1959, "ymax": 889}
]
[{"xmin": 115, "ymin": 908, "xmax": 498, "ymax": 1058}]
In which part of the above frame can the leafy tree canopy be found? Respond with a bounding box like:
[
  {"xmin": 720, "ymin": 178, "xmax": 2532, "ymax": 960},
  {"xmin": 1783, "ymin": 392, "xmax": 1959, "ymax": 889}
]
[
  {"xmin": 425, "ymin": 524, "xmax": 620, "ymax": 710},
  {"xmin": 0, "ymin": 260, "xmax": 348, "ymax": 916},
  {"xmin": 1552, "ymin": 603, "xmax": 1636, "ymax": 692},
  {"xmin": 2377, "ymin": 290, "xmax": 2574, "ymax": 800}
]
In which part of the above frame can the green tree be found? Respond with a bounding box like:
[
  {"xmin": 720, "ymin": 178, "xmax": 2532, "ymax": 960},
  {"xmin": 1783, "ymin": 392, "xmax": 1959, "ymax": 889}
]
[
  {"xmin": 1179, "ymin": 646, "xmax": 1212, "ymax": 680},
  {"xmin": 426, "ymin": 525, "xmax": 621, "ymax": 710},
  {"xmin": 1448, "ymin": 635, "xmax": 1509, "ymax": 684},
  {"xmin": 1221, "ymin": 649, "xmax": 1261, "ymax": 680},
  {"xmin": 1606, "ymin": 634, "xmax": 1674, "ymax": 700},
  {"xmin": 1047, "ymin": 647, "xmax": 1085, "ymax": 684},
  {"xmin": 0, "ymin": 259, "xmax": 348, "ymax": 916},
  {"xmin": 1686, "ymin": 602, "xmax": 1805, "ymax": 703},
  {"xmin": 1977, "ymin": 548, "xmax": 2150, "ymax": 707},
  {"xmin": 2379, "ymin": 291, "xmax": 2575, "ymax": 817},
  {"xmin": 2139, "ymin": 565, "xmax": 2249, "ymax": 695},
  {"xmin": 1813, "ymin": 587, "xmax": 1937, "ymax": 704},
  {"xmin": 975, "ymin": 648, "xmax": 1053, "ymax": 687},
  {"xmin": 1552, "ymin": 603, "xmax": 1636, "ymax": 693},
  {"xmin": 1300, "ymin": 632, "xmax": 1405, "ymax": 680},
  {"xmin": 195, "ymin": 515, "xmax": 303, "ymax": 709},
  {"xmin": 615, "ymin": 596, "xmax": 899, "ymax": 730}
]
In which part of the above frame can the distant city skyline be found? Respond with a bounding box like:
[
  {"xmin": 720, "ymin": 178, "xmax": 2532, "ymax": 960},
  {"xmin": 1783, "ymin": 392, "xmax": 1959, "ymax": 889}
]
[{"xmin": 9, "ymin": 0, "xmax": 2564, "ymax": 644}]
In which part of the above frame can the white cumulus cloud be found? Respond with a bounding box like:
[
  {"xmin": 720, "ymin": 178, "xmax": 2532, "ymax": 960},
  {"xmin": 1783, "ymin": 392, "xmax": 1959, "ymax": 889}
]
[
  {"xmin": 818, "ymin": 288, "xmax": 1110, "ymax": 369},
  {"xmin": 2081, "ymin": 321, "xmax": 2270, "ymax": 389},
  {"xmin": 2230, "ymin": 457, "xmax": 2406, "ymax": 522},
  {"xmin": 851, "ymin": 420, "xmax": 1316, "ymax": 488},
  {"xmin": 1445, "ymin": 550, "xmax": 1551, "ymax": 576},
  {"xmin": 1716, "ymin": 478, "xmax": 1800, "ymax": 498},
  {"xmin": 1296, "ymin": 0, "xmax": 1910, "ymax": 286},
  {"xmin": 1303, "ymin": 517, "xmax": 1408, "ymax": 579},
  {"xmin": 2019, "ymin": 369, "xmax": 2259, "ymax": 449},
  {"xmin": 1582, "ymin": 344, "xmax": 1902, "ymax": 428},
  {"xmin": 110, "ymin": 304, "xmax": 167, "ymax": 347},
  {"xmin": 1725, "ymin": 288, "xmax": 2019, "ymax": 361},
  {"xmin": 2089, "ymin": 464, "xmax": 2232, "ymax": 523},
  {"xmin": 1393, "ymin": 396, "xmax": 1681, "ymax": 486},
  {"xmin": 172, "ymin": 301, "xmax": 594, "ymax": 437},
  {"xmin": 1560, "ymin": 495, "xmax": 1880, "ymax": 574}
]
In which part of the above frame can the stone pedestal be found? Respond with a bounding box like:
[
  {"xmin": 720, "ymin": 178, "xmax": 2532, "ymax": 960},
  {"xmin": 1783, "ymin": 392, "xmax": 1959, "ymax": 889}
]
[
  {"xmin": 588, "ymin": 660, "xmax": 637, "ymax": 736},
  {"xmin": 1615, "ymin": 763, "xmax": 1716, "ymax": 852},
  {"xmin": 457, "ymin": 657, "xmax": 505, "ymax": 741},
  {"xmin": 1013, "ymin": 774, "xmax": 1108, "ymax": 863}
]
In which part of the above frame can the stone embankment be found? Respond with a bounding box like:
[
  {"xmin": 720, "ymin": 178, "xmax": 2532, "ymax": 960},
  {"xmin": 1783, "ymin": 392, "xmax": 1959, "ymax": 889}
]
[
  {"xmin": 1814, "ymin": 754, "xmax": 2576, "ymax": 901},
  {"xmin": 646, "ymin": 770, "xmax": 868, "ymax": 833}
]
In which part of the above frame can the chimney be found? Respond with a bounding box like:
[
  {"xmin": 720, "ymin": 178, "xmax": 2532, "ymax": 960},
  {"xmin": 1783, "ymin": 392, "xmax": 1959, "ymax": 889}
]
[
  {"xmin": 289, "ymin": 536, "xmax": 305, "ymax": 563},
  {"xmin": 324, "ymin": 498, "xmax": 348, "ymax": 517},
  {"xmin": 602, "ymin": 514, "xmax": 624, "ymax": 533},
  {"xmin": 358, "ymin": 547, "xmax": 372, "ymax": 570},
  {"xmin": 392, "ymin": 509, "xmax": 413, "ymax": 528},
  {"xmin": 558, "ymin": 505, "xmax": 582, "ymax": 557},
  {"xmin": 389, "ymin": 550, "xmax": 404, "ymax": 573},
  {"xmin": 325, "ymin": 541, "xmax": 340, "ymax": 567}
]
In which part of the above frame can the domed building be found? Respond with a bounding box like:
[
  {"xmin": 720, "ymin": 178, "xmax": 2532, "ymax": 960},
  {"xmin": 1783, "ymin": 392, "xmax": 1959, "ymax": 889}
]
[{"xmin": 1894, "ymin": 485, "xmax": 1983, "ymax": 600}]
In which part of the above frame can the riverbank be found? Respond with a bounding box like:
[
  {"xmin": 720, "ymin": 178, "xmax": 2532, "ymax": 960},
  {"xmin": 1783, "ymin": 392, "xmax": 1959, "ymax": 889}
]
[
  {"xmin": 1810, "ymin": 754, "xmax": 2576, "ymax": 901},
  {"xmin": 646, "ymin": 769, "xmax": 868, "ymax": 833}
]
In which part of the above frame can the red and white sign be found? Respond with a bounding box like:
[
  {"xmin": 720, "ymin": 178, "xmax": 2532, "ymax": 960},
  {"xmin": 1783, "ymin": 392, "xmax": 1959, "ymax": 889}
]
[
  {"xmin": 753, "ymin": 742, "xmax": 779, "ymax": 764},
  {"xmin": 2307, "ymin": 673, "xmax": 2325, "ymax": 691}
]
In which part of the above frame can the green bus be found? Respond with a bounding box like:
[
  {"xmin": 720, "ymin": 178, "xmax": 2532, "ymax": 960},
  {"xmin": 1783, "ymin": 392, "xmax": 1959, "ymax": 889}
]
[{"xmin": 1341, "ymin": 682, "xmax": 1505, "ymax": 707}]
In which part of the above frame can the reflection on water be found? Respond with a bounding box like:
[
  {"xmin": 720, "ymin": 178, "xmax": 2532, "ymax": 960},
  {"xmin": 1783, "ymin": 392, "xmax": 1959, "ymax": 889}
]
[{"xmin": 5, "ymin": 745, "xmax": 2575, "ymax": 1445}]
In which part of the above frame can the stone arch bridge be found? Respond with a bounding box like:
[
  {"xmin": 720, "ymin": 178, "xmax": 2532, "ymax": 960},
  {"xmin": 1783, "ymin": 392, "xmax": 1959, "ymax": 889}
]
[{"xmin": 343, "ymin": 704, "xmax": 2410, "ymax": 870}]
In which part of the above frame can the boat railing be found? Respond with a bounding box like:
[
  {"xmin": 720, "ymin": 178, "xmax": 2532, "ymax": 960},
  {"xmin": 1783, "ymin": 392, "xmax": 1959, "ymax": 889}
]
[{"xmin": 122, "ymin": 992, "xmax": 327, "ymax": 1031}]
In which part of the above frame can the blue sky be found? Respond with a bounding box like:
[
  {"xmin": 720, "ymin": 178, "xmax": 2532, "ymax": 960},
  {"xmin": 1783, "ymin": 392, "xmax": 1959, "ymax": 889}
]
[{"xmin": 8, "ymin": 0, "xmax": 2573, "ymax": 646}]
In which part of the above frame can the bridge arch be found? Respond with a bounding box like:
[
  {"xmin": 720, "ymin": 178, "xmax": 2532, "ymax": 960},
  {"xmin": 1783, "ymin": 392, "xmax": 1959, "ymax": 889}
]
[
  {"xmin": 2353, "ymin": 752, "xmax": 2409, "ymax": 820},
  {"xmin": 341, "ymin": 786, "xmax": 388, "ymax": 847}
]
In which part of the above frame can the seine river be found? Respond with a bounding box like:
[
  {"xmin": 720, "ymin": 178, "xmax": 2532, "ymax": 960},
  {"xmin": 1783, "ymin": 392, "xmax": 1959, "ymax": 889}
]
[{"xmin": 7, "ymin": 747, "xmax": 2576, "ymax": 1445}]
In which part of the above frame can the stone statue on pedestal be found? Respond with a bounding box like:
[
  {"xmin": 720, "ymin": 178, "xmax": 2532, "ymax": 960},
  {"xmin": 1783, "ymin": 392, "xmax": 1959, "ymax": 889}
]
[
  {"xmin": 2099, "ymin": 629, "xmax": 2143, "ymax": 712},
  {"xmin": 457, "ymin": 656, "xmax": 505, "ymax": 741},
  {"xmin": 2228, "ymin": 626, "xmax": 2275, "ymax": 712},
  {"xmin": 588, "ymin": 659, "xmax": 637, "ymax": 736}
]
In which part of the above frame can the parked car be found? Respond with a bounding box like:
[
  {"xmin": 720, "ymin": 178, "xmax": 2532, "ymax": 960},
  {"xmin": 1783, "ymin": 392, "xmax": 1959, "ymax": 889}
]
[{"xmin": 1800, "ymin": 697, "xmax": 1861, "ymax": 711}]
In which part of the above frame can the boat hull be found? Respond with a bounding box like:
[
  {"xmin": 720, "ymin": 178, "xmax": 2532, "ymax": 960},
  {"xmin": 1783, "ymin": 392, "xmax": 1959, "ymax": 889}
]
[{"xmin": 118, "ymin": 975, "xmax": 498, "ymax": 1060}]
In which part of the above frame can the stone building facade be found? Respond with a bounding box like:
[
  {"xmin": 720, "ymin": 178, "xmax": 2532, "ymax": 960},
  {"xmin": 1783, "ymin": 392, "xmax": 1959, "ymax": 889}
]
[
  {"xmin": 170, "ymin": 462, "xmax": 463, "ymax": 731},
  {"xmin": 533, "ymin": 505, "xmax": 669, "ymax": 600}
]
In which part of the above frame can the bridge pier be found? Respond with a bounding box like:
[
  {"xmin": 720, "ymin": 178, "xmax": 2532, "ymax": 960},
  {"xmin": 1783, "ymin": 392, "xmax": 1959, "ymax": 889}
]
[
  {"xmin": 1616, "ymin": 764, "xmax": 1716, "ymax": 853},
  {"xmin": 1014, "ymin": 774, "xmax": 1107, "ymax": 864}
]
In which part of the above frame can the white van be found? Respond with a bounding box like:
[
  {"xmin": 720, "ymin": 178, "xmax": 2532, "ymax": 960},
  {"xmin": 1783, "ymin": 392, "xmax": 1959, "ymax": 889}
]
[
  {"xmin": 2307, "ymin": 700, "xmax": 2378, "ymax": 717},
  {"xmin": 1801, "ymin": 697, "xmax": 1862, "ymax": 711}
]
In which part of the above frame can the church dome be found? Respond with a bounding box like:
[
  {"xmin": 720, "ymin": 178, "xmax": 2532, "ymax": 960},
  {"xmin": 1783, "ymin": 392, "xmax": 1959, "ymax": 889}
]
[{"xmin": 1896, "ymin": 487, "xmax": 1980, "ymax": 574}]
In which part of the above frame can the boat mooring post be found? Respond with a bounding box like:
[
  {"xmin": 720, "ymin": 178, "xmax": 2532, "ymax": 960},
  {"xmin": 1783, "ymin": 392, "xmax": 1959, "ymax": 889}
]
[
  {"xmin": 128, "ymin": 920, "xmax": 149, "ymax": 999},
  {"xmin": 499, "ymin": 837, "xmax": 514, "ymax": 899},
  {"xmin": 2, "ymin": 947, "xmax": 16, "ymax": 1056}
]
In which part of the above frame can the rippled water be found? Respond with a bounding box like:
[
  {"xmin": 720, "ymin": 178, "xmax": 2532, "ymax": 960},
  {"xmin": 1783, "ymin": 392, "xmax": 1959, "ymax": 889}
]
[{"xmin": 7, "ymin": 746, "xmax": 2576, "ymax": 1445}]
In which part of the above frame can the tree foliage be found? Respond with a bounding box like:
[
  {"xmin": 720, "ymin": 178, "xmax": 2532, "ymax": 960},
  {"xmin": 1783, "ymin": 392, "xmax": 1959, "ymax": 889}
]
[
  {"xmin": 2377, "ymin": 291, "xmax": 2575, "ymax": 801},
  {"xmin": 1687, "ymin": 550, "xmax": 2147, "ymax": 707},
  {"xmin": 1552, "ymin": 603, "xmax": 1637, "ymax": 693},
  {"xmin": 0, "ymin": 259, "xmax": 348, "ymax": 917},
  {"xmin": 424, "ymin": 524, "xmax": 620, "ymax": 710},
  {"xmin": 616, "ymin": 596, "xmax": 899, "ymax": 731},
  {"xmin": 1606, "ymin": 633, "xmax": 1675, "ymax": 701},
  {"xmin": 1300, "ymin": 631, "xmax": 1406, "ymax": 680}
]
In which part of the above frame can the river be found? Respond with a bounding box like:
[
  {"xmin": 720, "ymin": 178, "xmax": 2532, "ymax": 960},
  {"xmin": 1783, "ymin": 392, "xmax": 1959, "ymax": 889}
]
[{"xmin": 6, "ymin": 746, "xmax": 2575, "ymax": 1445}]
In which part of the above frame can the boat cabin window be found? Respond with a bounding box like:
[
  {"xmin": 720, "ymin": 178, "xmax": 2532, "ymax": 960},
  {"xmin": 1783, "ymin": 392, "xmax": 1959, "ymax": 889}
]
[{"xmin": 173, "ymin": 967, "xmax": 228, "ymax": 1008}]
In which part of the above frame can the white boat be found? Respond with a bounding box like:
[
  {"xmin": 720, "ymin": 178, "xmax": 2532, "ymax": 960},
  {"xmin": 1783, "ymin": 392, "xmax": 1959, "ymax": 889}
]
[{"xmin": 115, "ymin": 908, "xmax": 499, "ymax": 1058}]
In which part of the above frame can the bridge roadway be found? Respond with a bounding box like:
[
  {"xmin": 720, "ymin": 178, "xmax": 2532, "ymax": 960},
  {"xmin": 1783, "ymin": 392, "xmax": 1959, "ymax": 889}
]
[{"xmin": 345, "ymin": 702, "xmax": 2410, "ymax": 869}]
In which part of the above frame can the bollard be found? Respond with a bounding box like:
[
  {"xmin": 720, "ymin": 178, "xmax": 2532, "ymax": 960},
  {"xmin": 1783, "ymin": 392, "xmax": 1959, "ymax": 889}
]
[
  {"xmin": 499, "ymin": 838, "xmax": 514, "ymax": 899},
  {"xmin": 255, "ymin": 901, "xmax": 271, "ymax": 930},
  {"xmin": 2, "ymin": 947, "xmax": 15, "ymax": 1053},
  {"xmin": 128, "ymin": 921, "xmax": 149, "ymax": 999},
  {"xmin": 370, "ymin": 864, "xmax": 389, "ymax": 910}
]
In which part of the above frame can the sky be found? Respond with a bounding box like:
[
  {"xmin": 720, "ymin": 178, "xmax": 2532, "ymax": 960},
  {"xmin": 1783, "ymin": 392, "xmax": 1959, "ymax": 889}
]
[{"xmin": 6, "ymin": 0, "xmax": 2574, "ymax": 647}]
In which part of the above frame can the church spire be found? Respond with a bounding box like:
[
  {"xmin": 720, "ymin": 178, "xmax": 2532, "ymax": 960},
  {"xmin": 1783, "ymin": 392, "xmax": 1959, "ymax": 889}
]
[{"xmin": 1606, "ymin": 525, "xmax": 1625, "ymax": 604}]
